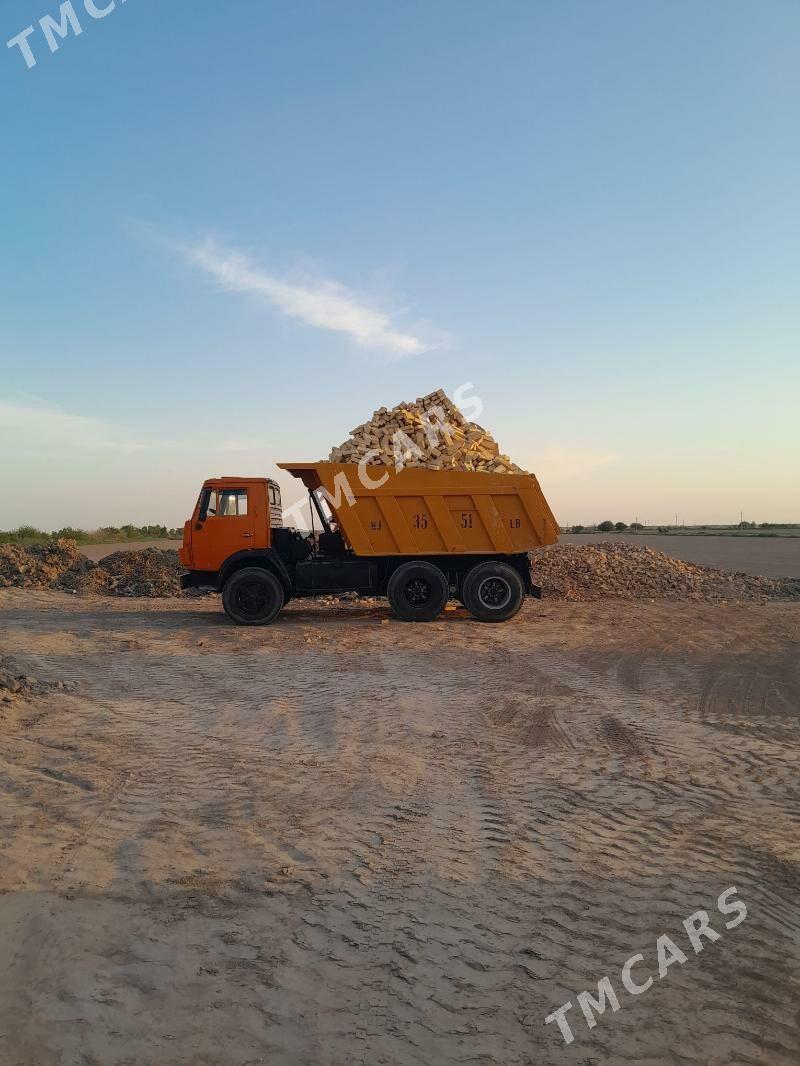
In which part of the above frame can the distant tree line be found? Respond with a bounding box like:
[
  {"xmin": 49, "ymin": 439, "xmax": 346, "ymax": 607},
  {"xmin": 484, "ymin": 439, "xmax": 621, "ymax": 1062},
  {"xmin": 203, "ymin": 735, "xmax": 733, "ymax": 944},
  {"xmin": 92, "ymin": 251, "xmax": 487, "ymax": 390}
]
[
  {"xmin": 0, "ymin": 525, "xmax": 182, "ymax": 545},
  {"xmin": 568, "ymin": 521, "xmax": 643, "ymax": 534},
  {"xmin": 565, "ymin": 520, "xmax": 797, "ymax": 535}
]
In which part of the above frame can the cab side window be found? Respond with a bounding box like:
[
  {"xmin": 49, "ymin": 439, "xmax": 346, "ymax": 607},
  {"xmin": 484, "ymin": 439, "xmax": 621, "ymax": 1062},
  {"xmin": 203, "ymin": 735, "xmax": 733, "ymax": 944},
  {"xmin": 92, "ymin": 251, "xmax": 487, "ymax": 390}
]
[{"xmin": 218, "ymin": 490, "xmax": 248, "ymax": 516}]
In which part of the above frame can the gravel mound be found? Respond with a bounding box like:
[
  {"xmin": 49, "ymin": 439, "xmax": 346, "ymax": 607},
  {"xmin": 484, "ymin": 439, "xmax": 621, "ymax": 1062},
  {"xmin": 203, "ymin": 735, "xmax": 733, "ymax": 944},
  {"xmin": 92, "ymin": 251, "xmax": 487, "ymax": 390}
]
[
  {"xmin": 0, "ymin": 539, "xmax": 92, "ymax": 588},
  {"xmin": 0, "ymin": 540, "xmax": 187, "ymax": 598},
  {"xmin": 530, "ymin": 542, "xmax": 800, "ymax": 602},
  {"xmin": 62, "ymin": 547, "xmax": 187, "ymax": 597}
]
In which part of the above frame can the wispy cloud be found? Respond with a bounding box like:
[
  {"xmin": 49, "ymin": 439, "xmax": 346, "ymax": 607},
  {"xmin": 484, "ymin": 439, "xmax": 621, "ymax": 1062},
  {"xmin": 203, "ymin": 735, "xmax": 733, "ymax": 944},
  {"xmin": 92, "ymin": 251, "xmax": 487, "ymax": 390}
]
[
  {"xmin": 0, "ymin": 398, "xmax": 269, "ymax": 456},
  {"xmin": 179, "ymin": 236, "xmax": 433, "ymax": 358}
]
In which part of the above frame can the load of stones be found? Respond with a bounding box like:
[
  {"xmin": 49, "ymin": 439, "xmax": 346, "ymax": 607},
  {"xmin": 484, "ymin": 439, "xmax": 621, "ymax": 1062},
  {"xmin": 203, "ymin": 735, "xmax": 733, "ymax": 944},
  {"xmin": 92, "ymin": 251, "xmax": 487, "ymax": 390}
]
[{"xmin": 325, "ymin": 389, "xmax": 528, "ymax": 474}]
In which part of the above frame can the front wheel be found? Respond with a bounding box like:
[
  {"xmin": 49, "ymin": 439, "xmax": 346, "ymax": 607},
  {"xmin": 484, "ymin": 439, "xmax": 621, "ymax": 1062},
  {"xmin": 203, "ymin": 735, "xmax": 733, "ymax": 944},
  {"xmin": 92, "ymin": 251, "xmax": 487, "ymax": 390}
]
[
  {"xmin": 222, "ymin": 567, "xmax": 284, "ymax": 625},
  {"xmin": 387, "ymin": 560, "xmax": 449, "ymax": 622},
  {"xmin": 462, "ymin": 561, "xmax": 525, "ymax": 623}
]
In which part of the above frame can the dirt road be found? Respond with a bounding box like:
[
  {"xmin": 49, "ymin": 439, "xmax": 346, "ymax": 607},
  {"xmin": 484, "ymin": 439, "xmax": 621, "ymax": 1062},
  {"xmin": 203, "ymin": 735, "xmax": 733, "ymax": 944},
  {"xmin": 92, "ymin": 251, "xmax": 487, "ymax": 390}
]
[{"xmin": 0, "ymin": 591, "xmax": 798, "ymax": 1065}]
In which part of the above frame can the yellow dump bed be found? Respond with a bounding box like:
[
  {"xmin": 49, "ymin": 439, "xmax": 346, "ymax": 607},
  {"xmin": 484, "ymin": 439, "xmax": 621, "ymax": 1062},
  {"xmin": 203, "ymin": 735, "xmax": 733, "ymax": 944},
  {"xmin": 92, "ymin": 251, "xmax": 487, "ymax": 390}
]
[{"xmin": 278, "ymin": 462, "xmax": 559, "ymax": 557}]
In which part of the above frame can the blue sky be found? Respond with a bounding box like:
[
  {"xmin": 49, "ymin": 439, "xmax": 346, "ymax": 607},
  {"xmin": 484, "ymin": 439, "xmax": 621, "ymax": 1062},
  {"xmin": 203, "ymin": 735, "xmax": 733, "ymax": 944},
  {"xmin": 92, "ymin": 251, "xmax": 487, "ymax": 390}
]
[{"xmin": 1, "ymin": 0, "xmax": 798, "ymax": 528}]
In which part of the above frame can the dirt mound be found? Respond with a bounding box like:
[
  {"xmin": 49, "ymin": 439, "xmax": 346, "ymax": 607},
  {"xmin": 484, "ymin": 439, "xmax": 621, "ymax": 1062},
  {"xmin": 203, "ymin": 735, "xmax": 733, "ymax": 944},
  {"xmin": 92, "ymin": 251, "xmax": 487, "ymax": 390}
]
[
  {"xmin": 0, "ymin": 540, "xmax": 187, "ymax": 598},
  {"xmin": 0, "ymin": 539, "xmax": 92, "ymax": 589},
  {"xmin": 63, "ymin": 547, "xmax": 186, "ymax": 598},
  {"xmin": 530, "ymin": 542, "xmax": 800, "ymax": 602}
]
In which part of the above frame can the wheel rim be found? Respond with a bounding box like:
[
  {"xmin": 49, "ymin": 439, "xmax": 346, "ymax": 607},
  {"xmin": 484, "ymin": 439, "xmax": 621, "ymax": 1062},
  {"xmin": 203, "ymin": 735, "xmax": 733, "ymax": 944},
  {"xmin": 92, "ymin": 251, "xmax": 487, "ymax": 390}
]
[
  {"xmin": 235, "ymin": 579, "xmax": 273, "ymax": 619},
  {"xmin": 405, "ymin": 577, "xmax": 433, "ymax": 606},
  {"xmin": 477, "ymin": 575, "xmax": 512, "ymax": 610}
]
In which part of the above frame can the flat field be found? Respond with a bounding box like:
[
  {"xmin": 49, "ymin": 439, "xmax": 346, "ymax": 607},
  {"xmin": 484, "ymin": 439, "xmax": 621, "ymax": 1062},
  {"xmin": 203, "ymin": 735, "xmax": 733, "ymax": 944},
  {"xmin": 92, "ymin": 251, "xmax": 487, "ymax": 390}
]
[
  {"xmin": 80, "ymin": 540, "xmax": 181, "ymax": 562},
  {"xmin": 1, "ymin": 590, "xmax": 798, "ymax": 1065},
  {"xmin": 560, "ymin": 532, "xmax": 800, "ymax": 578}
]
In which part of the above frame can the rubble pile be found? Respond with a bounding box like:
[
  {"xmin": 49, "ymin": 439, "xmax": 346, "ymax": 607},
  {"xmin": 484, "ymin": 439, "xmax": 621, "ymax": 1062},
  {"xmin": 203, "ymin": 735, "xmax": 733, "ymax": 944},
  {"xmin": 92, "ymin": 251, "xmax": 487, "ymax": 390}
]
[
  {"xmin": 63, "ymin": 548, "xmax": 187, "ymax": 598},
  {"xmin": 0, "ymin": 540, "xmax": 187, "ymax": 598},
  {"xmin": 0, "ymin": 539, "xmax": 92, "ymax": 589},
  {"xmin": 327, "ymin": 389, "xmax": 528, "ymax": 473},
  {"xmin": 531, "ymin": 543, "xmax": 800, "ymax": 603}
]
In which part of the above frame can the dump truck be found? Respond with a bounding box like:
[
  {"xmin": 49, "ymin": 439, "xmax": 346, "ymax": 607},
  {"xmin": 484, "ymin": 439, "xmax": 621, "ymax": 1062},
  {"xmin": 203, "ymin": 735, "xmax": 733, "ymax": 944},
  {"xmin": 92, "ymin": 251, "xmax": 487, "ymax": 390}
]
[{"xmin": 179, "ymin": 463, "xmax": 559, "ymax": 624}]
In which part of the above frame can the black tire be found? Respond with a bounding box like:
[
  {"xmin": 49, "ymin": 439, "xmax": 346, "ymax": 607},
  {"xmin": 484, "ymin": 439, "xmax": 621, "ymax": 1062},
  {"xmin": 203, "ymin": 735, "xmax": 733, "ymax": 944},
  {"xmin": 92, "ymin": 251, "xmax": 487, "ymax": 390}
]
[
  {"xmin": 387, "ymin": 561, "xmax": 448, "ymax": 622},
  {"xmin": 222, "ymin": 567, "xmax": 284, "ymax": 625},
  {"xmin": 462, "ymin": 561, "xmax": 525, "ymax": 623}
]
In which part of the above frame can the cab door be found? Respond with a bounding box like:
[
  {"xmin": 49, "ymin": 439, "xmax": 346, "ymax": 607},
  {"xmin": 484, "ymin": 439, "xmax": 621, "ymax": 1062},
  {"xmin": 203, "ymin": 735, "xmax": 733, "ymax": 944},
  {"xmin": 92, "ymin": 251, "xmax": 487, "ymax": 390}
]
[{"xmin": 191, "ymin": 487, "xmax": 259, "ymax": 571}]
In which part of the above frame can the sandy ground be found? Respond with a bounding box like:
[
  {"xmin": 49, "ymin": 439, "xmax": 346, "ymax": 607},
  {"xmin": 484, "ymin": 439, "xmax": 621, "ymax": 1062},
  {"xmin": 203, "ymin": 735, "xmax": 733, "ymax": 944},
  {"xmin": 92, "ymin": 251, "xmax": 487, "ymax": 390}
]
[
  {"xmin": 559, "ymin": 533, "xmax": 800, "ymax": 578},
  {"xmin": 0, "ymin": 590, "xmax": 799, "ymax": 1065}
]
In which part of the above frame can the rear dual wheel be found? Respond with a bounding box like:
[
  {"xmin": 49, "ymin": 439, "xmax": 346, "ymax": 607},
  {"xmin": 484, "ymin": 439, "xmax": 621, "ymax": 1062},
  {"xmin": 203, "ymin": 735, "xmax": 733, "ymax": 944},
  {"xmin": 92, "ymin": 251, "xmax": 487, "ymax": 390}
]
[
  {"xmin": 461, "ymin": 561, "xmax": 525, "ymax": 623},
  {"xmin": 387, "ymin": 559, "xmax": 526, "ymax": 623},
  {"xmin": 387, "ymin": 561, "xmax": 449, "ymax": 622}
]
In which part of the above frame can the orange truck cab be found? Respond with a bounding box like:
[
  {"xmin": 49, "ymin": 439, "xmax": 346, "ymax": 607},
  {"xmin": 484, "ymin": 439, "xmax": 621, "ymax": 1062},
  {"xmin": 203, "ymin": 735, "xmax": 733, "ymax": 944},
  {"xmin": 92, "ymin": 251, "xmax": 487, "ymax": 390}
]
[
  {"xmin": 180, "ymin": 464, "xmax": 558, "ymax": 625},
  {"xmin": 179, "ymin": 477, "xmax": 281, "ymax": 573}
]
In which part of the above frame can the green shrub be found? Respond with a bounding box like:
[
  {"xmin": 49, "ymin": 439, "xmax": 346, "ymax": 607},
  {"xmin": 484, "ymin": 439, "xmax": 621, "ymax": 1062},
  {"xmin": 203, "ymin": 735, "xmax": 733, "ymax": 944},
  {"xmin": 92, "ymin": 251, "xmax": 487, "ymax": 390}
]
[{"xmin": 13, "ymin": 525, "xmax": 44, "ymax": 540}]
